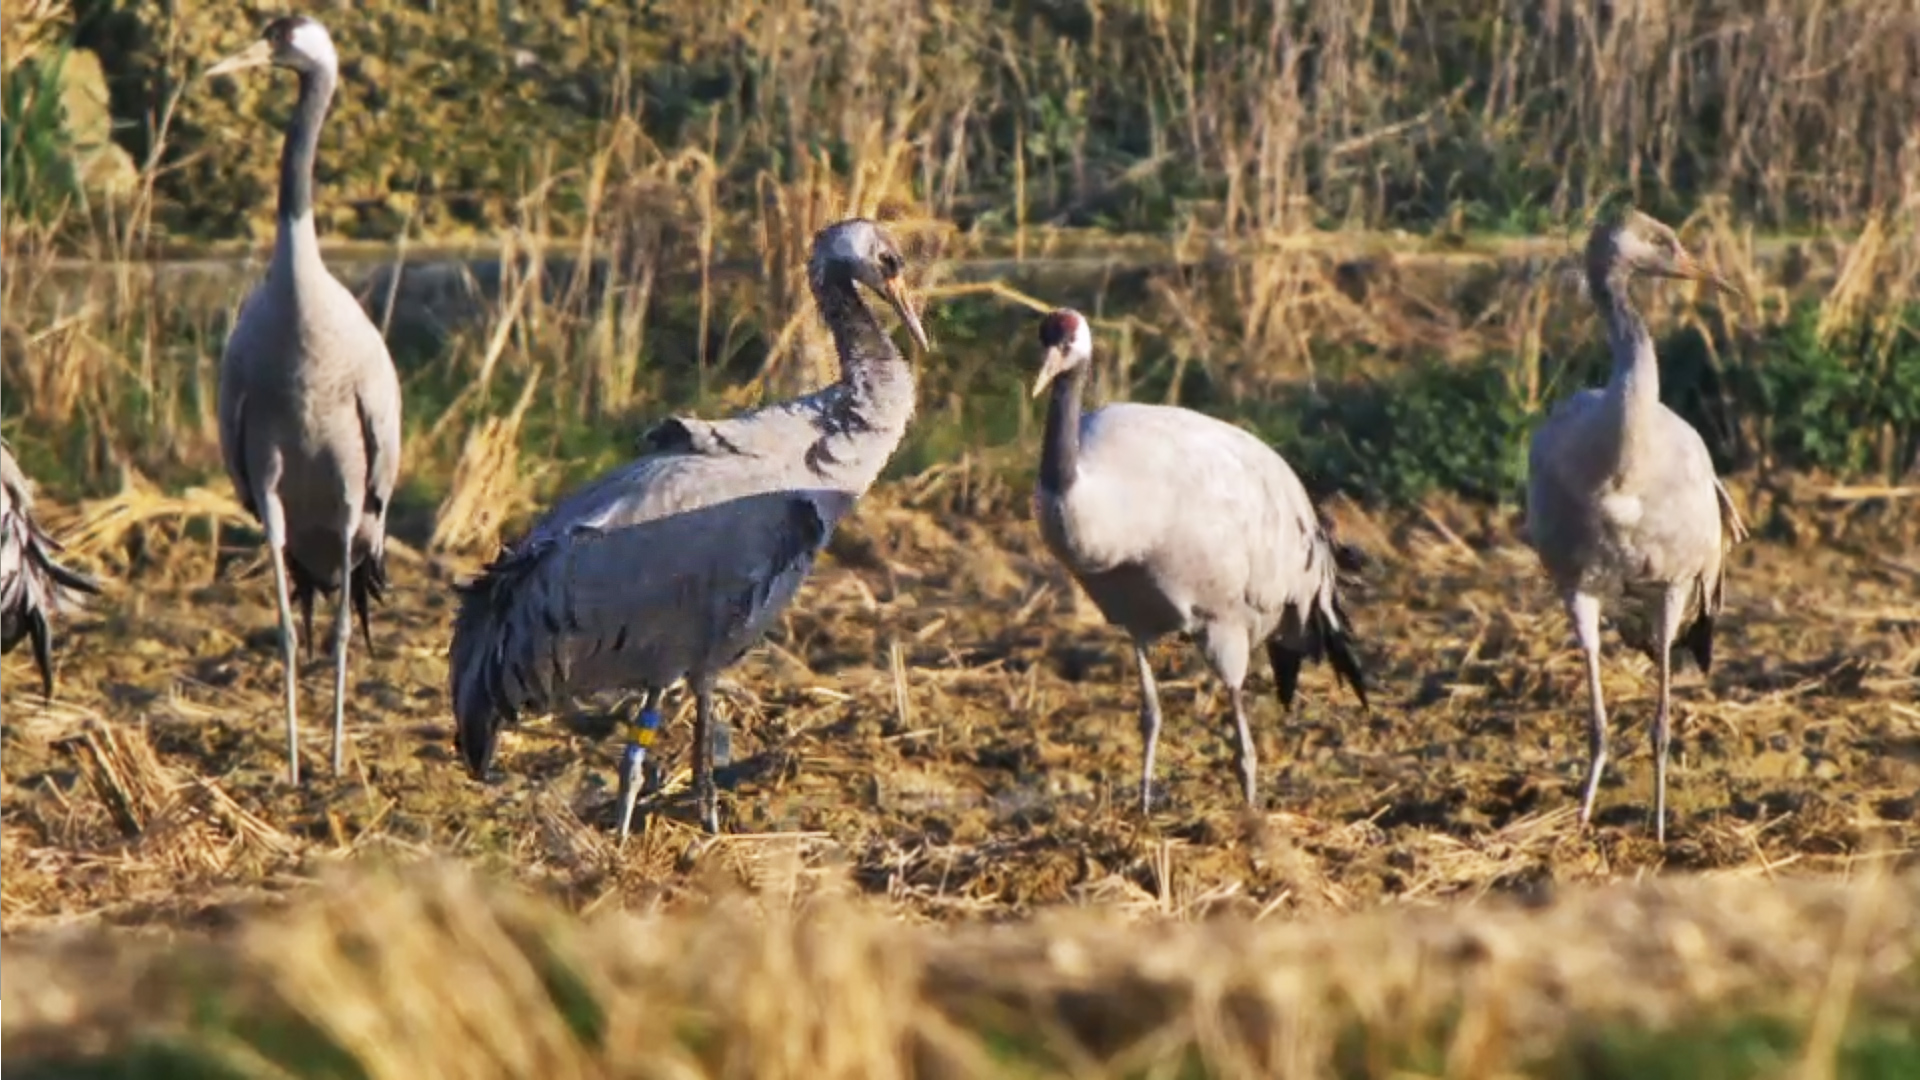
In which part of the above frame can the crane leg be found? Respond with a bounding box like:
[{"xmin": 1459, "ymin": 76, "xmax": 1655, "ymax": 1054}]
[
  {"xmin": 615, "ymin": 687, "xmax": 666, "ymax": 841},
  {"xmin": 1132, "ymin": 643, "xmax": 1165, "ymax": 815},
  {"xmin": 1202, "ymin": 630, "xmax": 1256, "ymax": 808},
  {"xmin": 1227, "ymin": 685, "xmax": 1259, "ymax": 808},
  {"xmin": 1569, "ymin": 592, "xmax": 1609, "ymax": 827},
  {"xmin": 1651, "ymin": 588, "xmax": 1685, "ymax": 845},
  {"xmin": 329, "ymin": 525, "xmax": 355, "ymax": 777},
  {"xmin": 261, "ymin": 494, "xmax": 303, "ymax": 786},
  {"xmin": 692, "ymin": 676, "xmax": 721, "ymax": 834}
]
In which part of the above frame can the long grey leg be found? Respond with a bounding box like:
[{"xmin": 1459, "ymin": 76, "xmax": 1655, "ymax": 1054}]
[
  {"xmin": 1133, "ymin": 642, "xmax": 1164, "ymax": 814},
  {"xmin": 1569, "ymin": 591, "xmax": 1609, "ymax": 827},
  {"xmin": 615, "ymin": 686, "xmax": 666, "ymax": 841},
  {"xmin": 1228, "ymin": 685, "xmax": 1258, "ymax": 808},
  {"xmin": 692, "ymin": 676, "xmax": 720, "ymax": 834},
  {"xmin": 1651, "ymin": 589, "xmax": 1684, "ymax": 844},
  {"xmin": 329, "ymin": 527, "xmax": 355, "ymax": 776},
  {"xmin": 260, "ymin": 492, "xmax": 303, "ymax": 786}
]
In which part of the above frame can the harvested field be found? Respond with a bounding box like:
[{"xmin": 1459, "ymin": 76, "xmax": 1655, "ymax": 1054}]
[
  {"xmin": 7, "ymin": 474, "xmax": 1918, "ymax": 923},
  {"xmin": 2, "ymin": 471, "xmax": 1918, "ymax": 1074}
]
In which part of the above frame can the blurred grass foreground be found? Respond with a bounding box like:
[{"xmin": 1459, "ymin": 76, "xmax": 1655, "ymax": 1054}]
[{"xmin": 4, "ymin": 858, "xmax": 1919, "ymax": 1078}]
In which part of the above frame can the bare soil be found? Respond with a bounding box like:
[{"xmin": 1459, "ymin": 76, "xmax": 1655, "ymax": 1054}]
[{"xmin": 3, "ymin": 478, "xmax": 1917, "ymax": 935}]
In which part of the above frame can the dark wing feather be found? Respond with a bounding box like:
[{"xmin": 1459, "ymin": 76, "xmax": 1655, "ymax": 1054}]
[
  {"xmin": 1, "ymin": 454, "xmax": 103, "ymax": 699},
  {"xmin": 449, "ymin": 490, "xmax": 845, "ymax": 778}
]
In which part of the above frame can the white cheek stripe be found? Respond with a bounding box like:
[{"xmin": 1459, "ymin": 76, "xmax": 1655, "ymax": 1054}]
[{"xmin": 289, "ymin": 22, "xmax": 338, "ymax": 66}]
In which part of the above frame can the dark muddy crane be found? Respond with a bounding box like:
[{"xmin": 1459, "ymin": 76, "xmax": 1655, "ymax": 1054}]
[{"xmin": 450, "ymin": 218, "xmax": 931, "ymax": 836}]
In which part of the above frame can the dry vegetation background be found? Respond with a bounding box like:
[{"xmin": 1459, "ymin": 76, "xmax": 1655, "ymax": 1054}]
[{"xmin": 3, "ymin": 0, "xmax": 1920, "ymax": 1075}]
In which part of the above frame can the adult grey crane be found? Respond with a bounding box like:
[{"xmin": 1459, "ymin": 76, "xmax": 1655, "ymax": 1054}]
[
  {"xmin": 206, "ymin": 16, "xmax": 404, "ymax": 785},
  {"xmin": 1526, "ymin": 199, "xmax": 1746, "ymax": 843},
  {"xmin": 2, "ymin": 440, "xmax": 102, "ymax": 699},
  {"xmin": 450, "ymin": 218, "xmax": 931, "ymax": 836},
  {"xmin": 1029, "ymin": 309, "xmax": 1369, "ymax": 812}
]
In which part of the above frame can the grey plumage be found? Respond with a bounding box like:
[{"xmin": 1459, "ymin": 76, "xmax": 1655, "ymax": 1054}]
[
  {"xmin": 207, "ymin": 16, "xmax": 405, "ymax": 785},
  {"xmin": 451, "ymin": 217, "xmax": 931, "ymax": 835},
  {"xmin": 1, "ymin": 440, "xmax": 102, "ymax": 699},
  {"xmin": 1525, "ymin": 200, "xmax": 1747, "ymax": 844},
  {"xmin": 1028, "ymin": 309, "xmax": 1368, "ymax": 813}
]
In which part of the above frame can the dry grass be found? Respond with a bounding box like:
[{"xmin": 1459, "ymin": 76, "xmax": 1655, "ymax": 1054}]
[
  {"xmin": 5, "ymin": 5, "xmax": 1920, "ymax": 1070},
  {"xmin": 9, "ymin": 0, "xmax": 1919, "ymax": 500},
  {"xmin": 3, "ymin": 853, "xmax": 1917, "ymax": 1077},
  {"xmin": 74, "ymin": 0, "xmax": 1918, "ymax": 242}
]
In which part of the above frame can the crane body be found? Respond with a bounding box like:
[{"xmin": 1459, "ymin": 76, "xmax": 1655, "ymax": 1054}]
[
  {"xmin": 451, "ymin": 219, "xmax": 929, "ymax": 835},
  {"xmin": 1526, "ymin": 200, "xmax": 1746, "ymax": 842},
  {"xmin": 208, "ymin": 16, "xmax": 404, "ymax": 783},
  {"xmin": 1030, "ymin": 310, "xmax": 1368, "ymax": 811}
]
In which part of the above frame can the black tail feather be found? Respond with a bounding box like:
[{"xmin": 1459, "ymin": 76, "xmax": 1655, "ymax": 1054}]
[
  {"xmin": 1680, "ymin": 611, "xmax": 1715, "ymax": 674},
  {"xmin": 1322, "ymin": 595, "xmax": 1371, "ymax": 710},
  {"xmin": 39, "ymin": 545, "xmax": 102, "ymax": 598},
  {"xmin": 1330, "ymin": 540, "xmax": 1367, "ymax": 575},
  {"xmin": 1265, "ymin": 596, "xmax": 1370, "ymax": 713},
  {"xmin": 4, "ymin": 520, "xmax": 103, "ymax": 700},
  {"xmin": 27, "ymin": 607, "xmax": 53, "ymax": 700},
  {"xmin": 288, "ymin": 549, "xmax": 390, "ymax": 658},
  {"xmin": 1267, "ymin": 637, "xmax": 1305, "ymax": 711}
]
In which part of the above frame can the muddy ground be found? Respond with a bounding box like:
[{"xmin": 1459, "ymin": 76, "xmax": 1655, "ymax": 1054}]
[{"xmin": 3, "ymin": 478, "xmax": 1916, "ymax": 934}]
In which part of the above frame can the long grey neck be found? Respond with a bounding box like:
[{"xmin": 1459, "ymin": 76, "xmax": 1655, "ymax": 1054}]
[
  {"xmin": 273, "ymin": 65, "xmax": 335, "ymax": 275},
  {"xmin": 1038, "ymin": 365, "xmax": 1085, "ymax": 495},
  {"xmin": 1590, "ymin": 267, "xmax": 1662, "ymax": 472},
  {"xmin": 811, "ymin": 268, "xmax": 916, "ymax": 434},
  {"xmin": 280, "ymin": 66, "xmax": 334, "ymax": 223}
]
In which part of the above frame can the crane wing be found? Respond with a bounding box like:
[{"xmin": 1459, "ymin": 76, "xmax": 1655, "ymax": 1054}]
[
  {"xmin": 1, "ymin": 444, "xmax": 103, "ymax": 696},
  {"xmin": 354, "ymin": 367, "xmax": 403, "ymax": 521},
  {"xmin": 450, "ymin": 488, "xmax": 850, "ymax": 776}
]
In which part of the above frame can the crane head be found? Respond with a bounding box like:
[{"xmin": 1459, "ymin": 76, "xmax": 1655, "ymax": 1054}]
[
  {"xmin": 1031, "ymin": 308, "xmax": 1094, "ymax": 398},
  {"xmin": 811, "ymin": 219, "xmax": 932, "ymax": 354},
  {"xmin": 1586, "ymin": 205, "xmax": 1739, "ymax": 297},
  {"xmin": 205, "ymin": 15, "xmax": 339, "ymax": 81}
]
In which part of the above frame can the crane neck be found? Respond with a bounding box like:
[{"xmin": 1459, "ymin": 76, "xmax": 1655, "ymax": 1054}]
[
  {"xmin": 1037, "ymin": 364, "xmax": 1086, "ymax": 496},
  {"xmin": 273, "ymin": 64, "xmax": 337, "ymax": 277},
  {"xmin": 1591, "ymin": 267, "xmax": 1664, "ymax": 470},
  {"xmin": 810, "ymin": 268, "xmax": 916, "ymax": 432}
]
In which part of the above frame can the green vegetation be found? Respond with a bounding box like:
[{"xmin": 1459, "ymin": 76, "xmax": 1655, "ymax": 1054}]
[
  {"xmin": 1, "ymin": 44, "xmax": 80, "ymax": 226},
  {"xmin": 1243, "ymin": 300, "xmax": 1920, "ymax": 506}
]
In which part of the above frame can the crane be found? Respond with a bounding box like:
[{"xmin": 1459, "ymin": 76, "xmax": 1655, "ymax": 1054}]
[
  {"xmin": 1028, "ymin": 308, "xmax": 1369, "ymax": 812},
  {"xmin": 451, "ymin": 218, "xmax": 931, "ymax": 836},
  {"xmin": 2, "ymin": 439, "xmax": 102, "ymax": 699},
  {"xmin": 1525, "ymin": 199, "xmax": 1746, "ymax": 843},
  {"xmin": 206, "ymin": 16, "xmax": 405, "ymax": 784}
]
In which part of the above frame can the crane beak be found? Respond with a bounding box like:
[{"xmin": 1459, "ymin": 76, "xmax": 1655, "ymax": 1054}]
[
  {"xmin": 205, "ymin": 40, "xmax": 274, "ymax": 79},
  {"xmin": 1672, "ymin": 251, "xmax": 1741, "ymax": 298},
  {"xmin": 1031, "ymin": 347, "xmax": 1071, "ymax": 399},
  {"xmin": 880, "ymin": 275, "xmax": 932, "ymax": 354}
]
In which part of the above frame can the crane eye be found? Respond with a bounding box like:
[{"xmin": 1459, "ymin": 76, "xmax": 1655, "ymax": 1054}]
[{"xmin": 878, "ymin": 251, "xmax": 903, "ymax": 278}]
